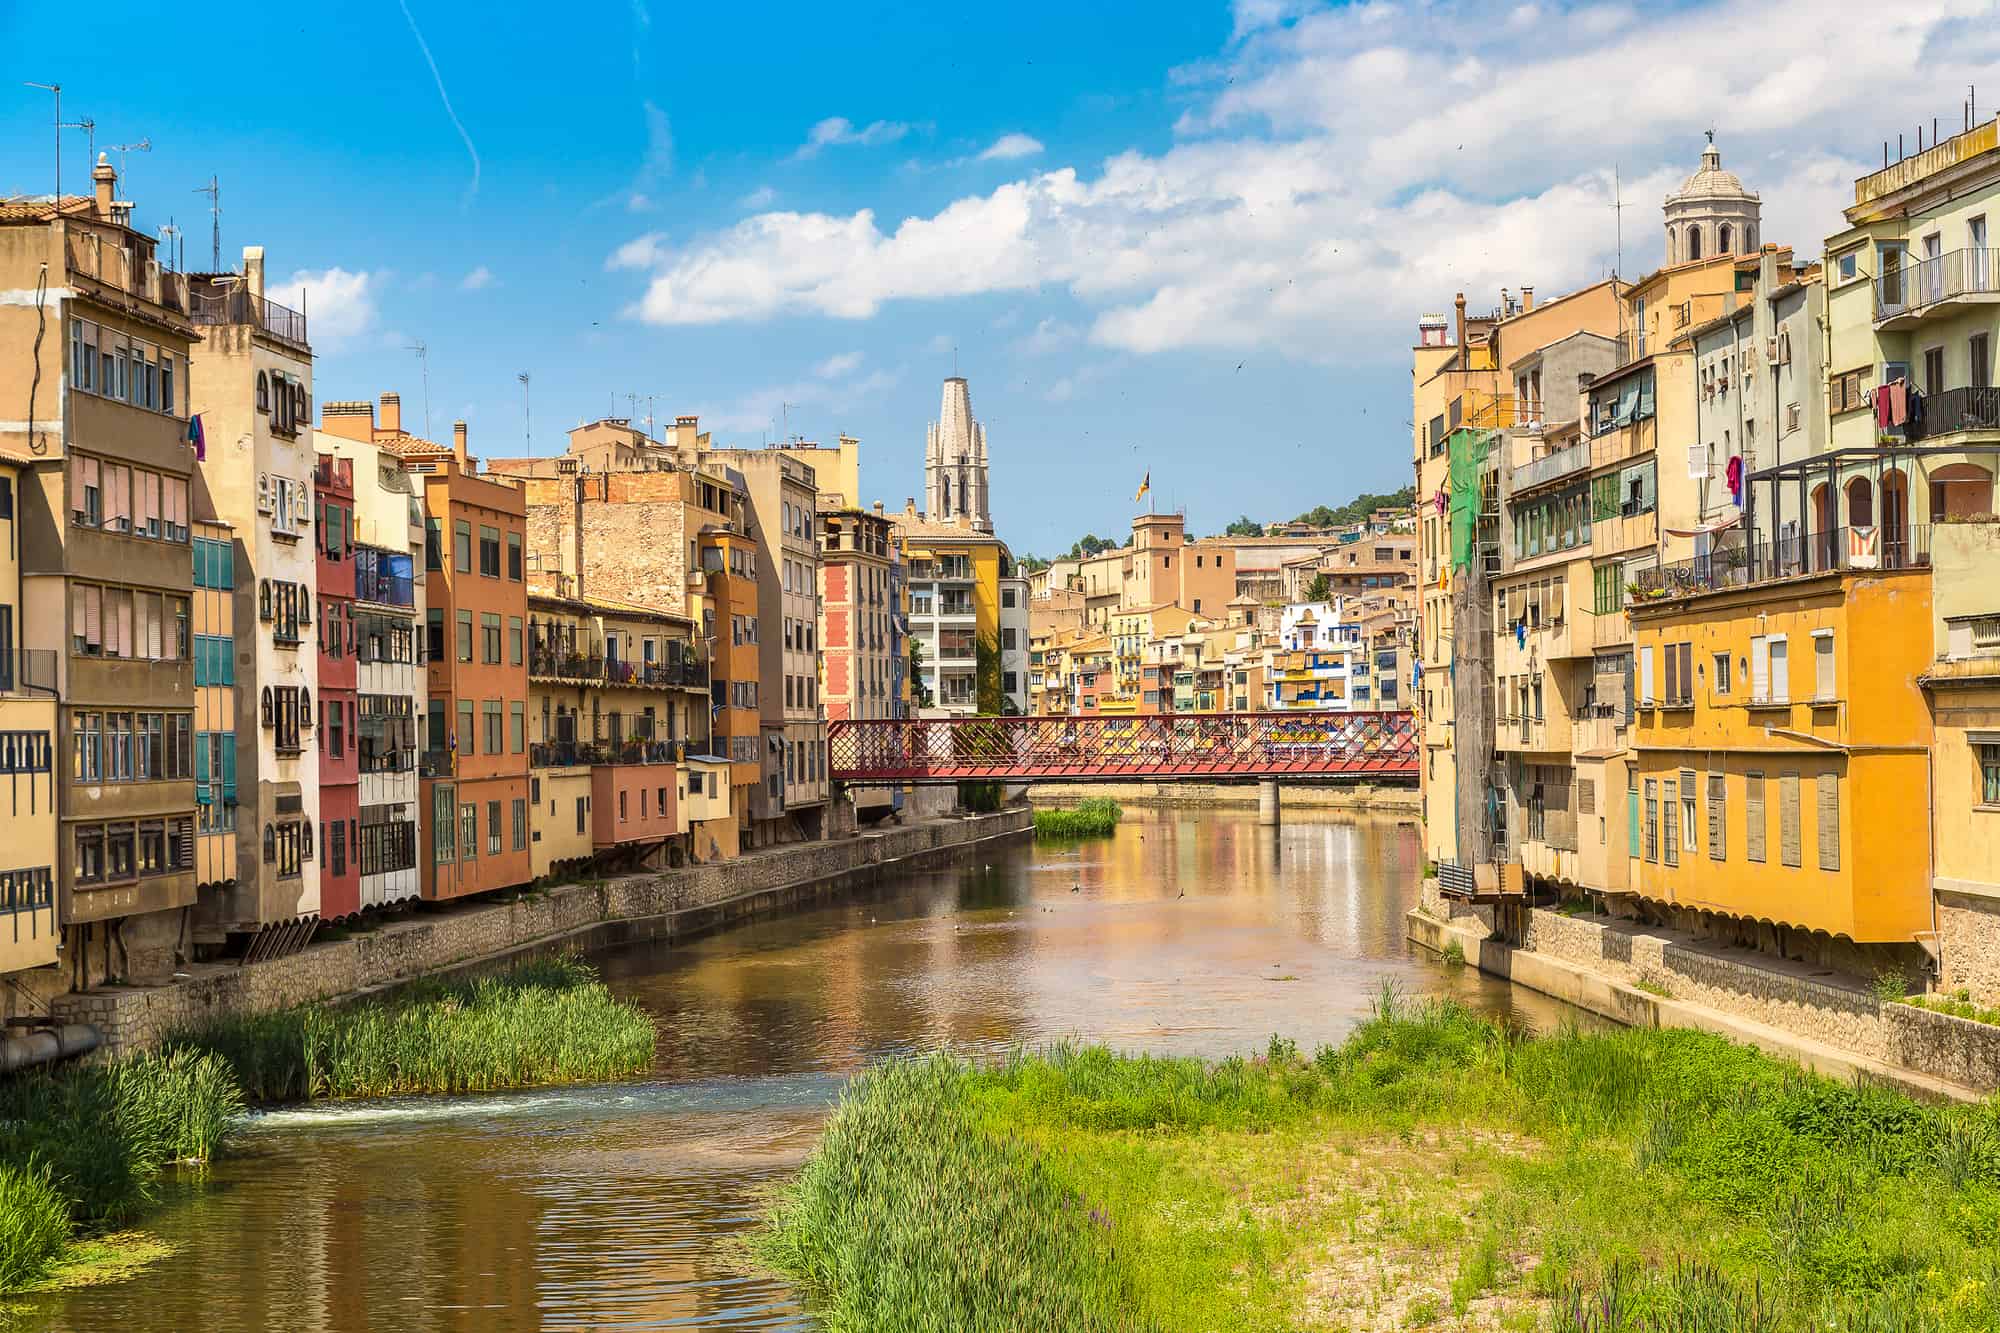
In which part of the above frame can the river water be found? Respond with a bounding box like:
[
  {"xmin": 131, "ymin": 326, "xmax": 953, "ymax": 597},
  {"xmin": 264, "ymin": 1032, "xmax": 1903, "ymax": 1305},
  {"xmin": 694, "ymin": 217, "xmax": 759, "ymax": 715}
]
[{"xmin": 21, "ymin": 807, "xmax": 1578, "ymax": 1331}]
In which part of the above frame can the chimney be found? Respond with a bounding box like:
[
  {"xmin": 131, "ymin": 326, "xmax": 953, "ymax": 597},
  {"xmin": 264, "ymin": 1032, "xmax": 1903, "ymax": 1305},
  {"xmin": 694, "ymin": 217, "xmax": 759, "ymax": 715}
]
[
  {"xmin": 92, "ymin": 154, "xmax": 116, "ymax": 221},
  {"xmin": 1454, "ymin": 292, "xmax": 1468, "ymax": 350},
  {"xmin": 872, "ymin": 500, "xmax": 884, "ymax": 516},
  {"xmin": 572, "ymin": 468, "xmax": 587, "ymax": 602},
  {"xmin": 452, "ymin": 420, "xmax": 468, "ymax": 463},
  {"xmin": 380, "ymin": 392, "xmax": 403, "ymax": 435},
  {"xmin": 1521, "ymin": 286, "xmax": 1535, "ymax": 311},
  {"xmin": 243, "ymin": 246, "xmax": 265, "ymax": 300},
  {"xmin": 319, "ymin": 399, "xmax": 377, "ymax": 442}
]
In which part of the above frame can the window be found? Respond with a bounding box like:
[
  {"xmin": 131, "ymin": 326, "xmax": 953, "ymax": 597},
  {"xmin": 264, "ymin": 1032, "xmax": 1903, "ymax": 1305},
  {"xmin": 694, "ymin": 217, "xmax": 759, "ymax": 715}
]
[
  {"xmin": 1643, "ymin": 778, "xmax": 1659, "ymax": 862},
  {"xmin": 478, "ymin": 525, "xmax": 500, "ymax": 577},
  {"xmin": 487, "ymin": 799, "xmax": 502, "ymax": 856},
  {"xmin": 483, "ymin": 699, "xmax": 503, "ymax": 755},
  {"xmin": 576, "ymin": 796, "xmax": 587, "ymax": 835},
  {"xmin": 1979, "ymin": 743, "xmax": 2000, "ymax": 805},
  {"xmin": 1751, "ymin": 635, "xmax": 1788, "ymax": 703},
  {"xmin": 509, "ymin": 617, "xmax": 523, "ymax": 666},
  {"xmin": 511, "ymin": 798, "xmax": 526, "ymax": 851},
  {"xmin": 1829, "ymin": 366, "xmax": 1871, "ymax": 415},
  {"xmin": 507, "ymin": 531, "xmax": 523, "ymax": 581},
  {"xmin": 457, "ymin": 610, "xmax": 473, "ymax": 662},
  {"xmin": 1712, "ymin": 652, "xmax": 1730, "ymax": 697},
  {"xmin": 1638, "ymin": 645, "xmax": 1655, "ymax": 705},
  {"xmin": 454, "ymin": 520, "xmax": 472, "ymax": 573},
  {"xmin": 481, "ymin": 612, "xmax": 501, "ymax": 663},
  {"xmin": 1662, "ymin": 777, "xmax": 1679, "ymax": 867},
  {"xmin": 509, "ymin": 701, "xmax": 525, "ymax": 753},
  {"xmin": 1680, "ymin": 768, "xmax": 1697, "ymax": 854},
  {"xmin": 1779, "ymin": 771, "xmax": 1802, "ymax": 867},
  {"xmin": 458, "ymin": 699, "xmax": 474, "ymax": 754},
  {"xmin": 433, "ymin": 786, "xmax": 457, "ymax": 862},
  {"xmin": 1817, "ymin": 773, "xmax": 1840, "ymax": 871},
  {"xmin": 1707, "ymin": 772, "xmax": 1726, "ymax": 860},
  {"xmin": 1813, "ymin": 630, "xmax": 1835, "ymax": 701},
  {"xmin": 426, "ymin": 518, "xmax": 443, "ymax": 571},
  {"xmin": 460, "ymin": 802, "xmax": 478, "ymax": 861},
  {"xmin": 75, "ymin": 826, "xmax": 105, "ymax": 884}
]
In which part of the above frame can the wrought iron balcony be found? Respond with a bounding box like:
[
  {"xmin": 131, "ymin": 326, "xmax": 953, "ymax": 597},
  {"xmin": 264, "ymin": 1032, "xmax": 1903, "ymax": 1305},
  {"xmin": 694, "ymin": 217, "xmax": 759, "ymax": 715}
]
[
  {"xmin": 1875, "ymin": 247, "xmax": 2000, "ymax": 327},
  {"xmin": 1630, "ymin": 525, "xmax": 1932, "ymax": 603}
]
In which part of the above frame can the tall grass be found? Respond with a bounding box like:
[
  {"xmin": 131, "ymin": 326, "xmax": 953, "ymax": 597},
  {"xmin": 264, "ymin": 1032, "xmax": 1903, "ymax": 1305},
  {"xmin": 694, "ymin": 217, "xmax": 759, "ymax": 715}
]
[
  {"xmin": 1034, "ymin": 798, "xmax": 1122, "ymax": 841},
  {"xmin": 0, "ymin": 1048, "xmax": 243, "ymax": 1292},
  {"xmin": 756, "ymin": 987, "xmax": 2000, "ymax": 1331},
  {"xmin": 165, "ymin": 954, "xmax": 656, "ymax": 1101}
]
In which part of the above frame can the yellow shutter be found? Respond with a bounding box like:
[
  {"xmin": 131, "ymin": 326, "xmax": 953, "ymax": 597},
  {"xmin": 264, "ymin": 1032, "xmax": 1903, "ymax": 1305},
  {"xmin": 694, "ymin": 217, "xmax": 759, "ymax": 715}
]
[
  {"xmin": 1707, "ymin": 772, "xmax": 1726, "ymax": 861},
  {"xmin": 1780, "ymin": 772, "xmax": 1802, "ymax": 867},
  {"xmin": 1817, "ymin": 772, "xmax": 1840, "ymax": 872},
  {"xmin": 1746, "ymin": 772, "xmax": 1766, "ymax": 862}
]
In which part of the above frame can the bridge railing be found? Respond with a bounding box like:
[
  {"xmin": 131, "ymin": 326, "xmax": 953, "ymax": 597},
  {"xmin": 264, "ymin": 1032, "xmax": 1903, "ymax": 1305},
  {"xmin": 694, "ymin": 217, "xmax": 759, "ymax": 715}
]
[{"xmin": 828, "ymin": 711, "xmax": 1418, "ymax": 783}]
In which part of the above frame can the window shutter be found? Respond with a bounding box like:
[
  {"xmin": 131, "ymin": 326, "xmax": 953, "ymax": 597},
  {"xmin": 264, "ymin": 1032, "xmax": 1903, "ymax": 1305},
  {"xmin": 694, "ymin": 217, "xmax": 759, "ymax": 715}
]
[
  {"xmin": 1746, "ymin": 772, "xmax": 1766, "ymax": 862},
  {"xmin": 1663, "ymin": 646, "xmax": 1677, "ymax": 706},
  {"xmin": 1663, "ymin": 778, "xmax": 1679, "ymax": 866},
  {"xmin": 1578, "ymin": 778, "xmax": 1596, "ymax": 816},
  {"xmin": 1814, "ymin": 633, "xmax": 1835, "ymax": 701},
  {"xmin": 1639, "ymin": 647, "xmax": 1655, "ymax": 704},
  {"xmin": 1751, "ymin": 637, "xmax": 1769, "ymax": 700},
  {"xmin": 1817, "ymin": 773, "xmax": 1840, "ymax": 871},
  {"xmin": 1770, "ymin": 638, "xmax": 1789, "ymax": 702},
  {"xmin": 1779, "ymin": 771, "xmax": 1802, "ymax": 867},
  {"xmin": 1707, "ymin": 772, "xmax": 1725, "ymax": 860},
  {"xmin": 174, "ymin": 817, "xmax": 194, "ymax": 869}
]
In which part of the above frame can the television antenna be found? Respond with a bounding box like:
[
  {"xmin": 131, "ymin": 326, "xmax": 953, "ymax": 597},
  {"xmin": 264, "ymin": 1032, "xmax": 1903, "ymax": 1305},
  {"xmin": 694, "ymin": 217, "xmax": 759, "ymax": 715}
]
[
  {"xmin": 21, "ymin": 83, "xmax": 63, "ymax": 208},
  {"xmin": 407, "ymin": 341, "xmax": 432, "ymax": 438},
  {"xmin": 106, "ymin": 138, "xmax": 151, "ymax": 187},
  {"xmin": 517, "ymin": 372, "xmax": 531, "ymax": 456},
  {"xmin": 193, "ymin": 175, "xmax": 220, "ymax": 271}
]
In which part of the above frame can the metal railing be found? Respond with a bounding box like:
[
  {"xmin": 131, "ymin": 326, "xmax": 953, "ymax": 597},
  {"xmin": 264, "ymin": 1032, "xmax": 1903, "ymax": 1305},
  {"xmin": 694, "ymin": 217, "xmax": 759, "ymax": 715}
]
[
  {"xmin": 1631, "ymin": 525, "xmax": 1932, "ymax": 602},
  {"xmin": 530, "ymin": 738, "xmax": 682, "ymax": 767},
  {"xmin": 529, "ymin": 640, "xmax": 708, "ymax": 688},
  {"xmin": 420, "ymin": 750, "xmax": 453, "ymax": 778},
  {"xmin": 1511, "ymin": 438, "xmax": 1592, "ymax": 493},
  {"xmin": 1922, "ymin": 385, "xmax": 2000, "ymax": 436},
  {"xmin": 188, "ymin": 288, "xmax": 309, "ymax": 346},
  {"xmin": 1876, "ymin": 247, "xmax": 2000, "ymax": 322}
]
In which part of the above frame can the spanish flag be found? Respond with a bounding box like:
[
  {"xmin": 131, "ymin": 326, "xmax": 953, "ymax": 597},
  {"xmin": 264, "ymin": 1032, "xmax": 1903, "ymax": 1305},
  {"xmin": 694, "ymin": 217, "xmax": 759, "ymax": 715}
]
[{"xmin": 1134, "ymin": 471, "xmax": 1150, "ymax": 503}]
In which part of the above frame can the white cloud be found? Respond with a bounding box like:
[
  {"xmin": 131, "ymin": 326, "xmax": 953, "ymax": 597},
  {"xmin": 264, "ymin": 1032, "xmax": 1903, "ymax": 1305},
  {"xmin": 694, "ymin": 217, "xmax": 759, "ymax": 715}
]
[
  {"xmin": 607, "ymin": 231, "xmax": 669, "ymax": 270},
  {"xmin": 702, "ymin": 367, "xmax": 900, "ymax": 434},
  {"xmin": 795, "ymin": 116, "xmax": 910, "ymax": 159},
  {"xmin": 979, "ymin": 133, "xmax": 1044, "ymax": 162},
  {"xmin": 460, "ymin": 265, "xmax": 494, "ymax": 291},
  {"xmin": 615, "ymin": 0, "xmax": 1995, "ymax": 363},
  {"xmin": 1013, "ymin": 317, "xmax": 1079, "ymax": 357},
  {"xmin": 739, "ymin": 184, "xmax": 778, "ymax": 209},
  {"xmin": 814, "ymin": 351, "xmax": 864, "ymax": 378},
  {"xmin": 282, "ymin": 267, "xmax": 377, "ymax": 344}
]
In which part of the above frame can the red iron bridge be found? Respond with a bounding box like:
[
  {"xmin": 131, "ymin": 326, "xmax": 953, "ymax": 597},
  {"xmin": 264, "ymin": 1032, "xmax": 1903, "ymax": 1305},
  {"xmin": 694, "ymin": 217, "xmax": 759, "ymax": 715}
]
[{"xmin": 828, "ymin": 711, "xmax": 1418, "ymax": 784}]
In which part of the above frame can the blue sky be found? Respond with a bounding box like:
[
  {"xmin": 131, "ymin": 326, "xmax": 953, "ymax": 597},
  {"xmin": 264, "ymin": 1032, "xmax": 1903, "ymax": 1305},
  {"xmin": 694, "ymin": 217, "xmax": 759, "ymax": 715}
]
[{"xmin": 5, "ymin": 1, "xmax": 1995, "ymax": 554}]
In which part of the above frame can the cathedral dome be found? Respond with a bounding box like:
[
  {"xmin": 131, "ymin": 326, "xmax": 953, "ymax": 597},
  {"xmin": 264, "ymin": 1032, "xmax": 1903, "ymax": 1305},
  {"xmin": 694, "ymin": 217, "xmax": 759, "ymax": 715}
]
[
  {"xmin": 1669, "ymin": 143, "xmax": 1757, "ymax": 204},
  {"xmin": 1662, "ymin": 134, "xmax": 1761, "ymax": 264}
]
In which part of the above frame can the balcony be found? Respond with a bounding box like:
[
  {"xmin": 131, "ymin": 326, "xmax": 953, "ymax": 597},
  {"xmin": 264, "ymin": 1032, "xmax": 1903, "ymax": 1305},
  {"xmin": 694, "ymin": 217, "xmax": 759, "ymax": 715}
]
[
  {"xmin": 1875, "ymin": 248, "xmax": 2000, "ymax": 329},
  {"xmin": 420, "ymin": 750, "xmax": 453, "ymax": 778},
  {"xmin": 528, "ymin": 639, "xmax": 708, "ymax": 689},
  {"xmin": 1511, "ymin": 438, "xmax": 1592, "ymax": 494},
  {"xmin": 1630, "ymin": 525, "xmax": 1932, "ymax": 604},
  {"xmin": 188, "ymin": 287, "xmax": 309, "ymax": 348},
  {"xmin": 1920, "ymin": 386, "xmax": 2000, "ymax": 440}
]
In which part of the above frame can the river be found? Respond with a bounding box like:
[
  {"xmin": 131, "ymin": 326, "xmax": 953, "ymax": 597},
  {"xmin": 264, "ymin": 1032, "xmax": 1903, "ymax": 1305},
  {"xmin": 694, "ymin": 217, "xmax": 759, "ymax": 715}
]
[{"xmin": 20, "ymin": 806, "xmax": 1578, "ymax": 1331}]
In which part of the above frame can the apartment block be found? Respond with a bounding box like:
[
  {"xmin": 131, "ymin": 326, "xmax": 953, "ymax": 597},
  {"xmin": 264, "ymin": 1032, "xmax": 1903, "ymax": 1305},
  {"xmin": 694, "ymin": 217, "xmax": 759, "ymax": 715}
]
[
  {"xmin": 819, "ymin": 505, "xmax": 898, "ymax": 722},
  {"xmin": 0, "ymin": 456, "xmax": 59, "ymax": 1005},
  {"xmin": 191, "ymin": 520, "xmax": 238, "ymax": 912},
  {"xmin": 186, "ymin": 245, "xmax": 319, "ymax": 955},
  {"xmin": 0, "ymin": 160, "xmax": 201, "ymax": 988},
  {"xmin": 314, "ymin": 454, "xmax": 360, "ymax": 918}
]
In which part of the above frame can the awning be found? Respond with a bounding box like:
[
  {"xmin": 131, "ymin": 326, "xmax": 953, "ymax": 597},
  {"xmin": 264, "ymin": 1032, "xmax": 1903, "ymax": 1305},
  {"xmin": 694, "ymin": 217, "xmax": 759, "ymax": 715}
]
[{"xmin": 1663, "ymin": 513, "xmax": 1742, "ymax": 540}]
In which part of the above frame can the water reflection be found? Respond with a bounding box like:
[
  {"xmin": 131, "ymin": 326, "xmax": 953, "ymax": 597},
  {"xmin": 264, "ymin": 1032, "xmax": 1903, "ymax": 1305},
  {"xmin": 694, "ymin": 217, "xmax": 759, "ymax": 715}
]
[{"xmin": 23, "ymin": 807, "xmax": 1573, "ymax": 1332}]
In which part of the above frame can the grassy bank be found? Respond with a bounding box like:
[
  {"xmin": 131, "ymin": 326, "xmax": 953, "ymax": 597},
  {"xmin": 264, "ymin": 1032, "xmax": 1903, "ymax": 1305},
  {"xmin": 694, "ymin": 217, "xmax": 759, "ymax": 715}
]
[
  {"xmin": 1033, "ymin": 797, "xmax": 1122, "ymax": 841},
  {"xmin": 165, "ymin": 955, "xmax": 656, "ymax": 1101},
  {"xmin": 756, "ymin": 989, "xmax": 2000, "ymax": 1332},
  {"xmin": 0, "ymin": 1048, "xmax": 242, "ymax": 1293}
]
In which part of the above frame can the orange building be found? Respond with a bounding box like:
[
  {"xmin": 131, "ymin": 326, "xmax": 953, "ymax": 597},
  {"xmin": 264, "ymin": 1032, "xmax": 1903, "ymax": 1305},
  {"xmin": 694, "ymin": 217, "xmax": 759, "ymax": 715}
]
[{"xmin": 700, "ymin": 526, "xmax": 763, "ymax": 843}]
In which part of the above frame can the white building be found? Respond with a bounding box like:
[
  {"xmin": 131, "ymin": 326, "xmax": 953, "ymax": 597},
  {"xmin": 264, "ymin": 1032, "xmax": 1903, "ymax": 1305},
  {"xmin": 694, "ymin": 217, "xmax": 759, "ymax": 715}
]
[
  {"xmin": 1269, "ymin": 600, "xmax": 1364, "ymax": 711},
  {"xmin": 321, "ymin": 430, "xmax": 426, "ymax": 909},
  {"xmin": 999, "ymin": 574, "xmax": 1030, "ymax": 714}
]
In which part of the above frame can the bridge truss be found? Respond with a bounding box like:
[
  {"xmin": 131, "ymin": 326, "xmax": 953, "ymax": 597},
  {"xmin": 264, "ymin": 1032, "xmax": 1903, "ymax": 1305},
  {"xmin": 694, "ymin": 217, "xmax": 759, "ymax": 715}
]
[{"xmin": 828, "ymin": 711, "xmax": 1418, "ymax": 784}]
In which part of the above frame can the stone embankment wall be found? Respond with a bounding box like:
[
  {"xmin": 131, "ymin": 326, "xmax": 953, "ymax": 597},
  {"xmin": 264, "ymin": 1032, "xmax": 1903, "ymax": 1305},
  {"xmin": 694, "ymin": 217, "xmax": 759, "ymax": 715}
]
[
  {"xmin": 1411, "ymin": 881, "xmax": 2000, "ymax": 1096},
  {"xmin": 54, "ymin": 810, "xmax": 1031, "ymax": 1056},
  {"xmin": 1027, "ymin": 781, "xmax": 1418, "ymax": 813}
]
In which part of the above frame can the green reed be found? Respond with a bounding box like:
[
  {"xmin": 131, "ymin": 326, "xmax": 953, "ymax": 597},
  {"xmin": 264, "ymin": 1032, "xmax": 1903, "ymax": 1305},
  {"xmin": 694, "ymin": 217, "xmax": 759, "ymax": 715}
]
[
  {"xmin": 1033, "ymin": 797, "xmax": 1123, "ymax": 841},
  {"xmin": 164, "ymin": 954, "xmax": 656, "ymax": 1101}
]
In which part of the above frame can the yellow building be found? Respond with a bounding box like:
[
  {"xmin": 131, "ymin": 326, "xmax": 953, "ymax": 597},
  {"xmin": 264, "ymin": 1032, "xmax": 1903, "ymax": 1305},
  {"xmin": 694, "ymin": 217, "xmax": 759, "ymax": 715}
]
[
  {"xmin": 1108, "ymin": 603, "xmax": 1195, "ymax": 703},
  {"xmin": 192, "ymin": 519, "xmax": 239, "ymax": 905},
  {"xmin": 1630, "ymin": 564, "xmax": 1933, "ymax": 953},
  {"xmin": 1922, "ymin": 521, "xmax": 2000, "ymax": 998},
  {"xmin": 0, "ymin": 457, "xmax": 58, "ymax": 994},
  {"xmin": 893, "ymin": 505, "xmax": 1014, "ymax": 715}
]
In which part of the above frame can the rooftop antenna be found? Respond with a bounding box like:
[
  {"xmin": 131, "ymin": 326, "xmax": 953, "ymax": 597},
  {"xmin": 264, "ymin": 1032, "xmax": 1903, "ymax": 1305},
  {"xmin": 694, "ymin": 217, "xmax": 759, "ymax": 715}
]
[
  {"xmin": 1612, "ymin": 163, "xmax": 1624, "ymax": 278},
  {"xmin": 106, "ymin": 138, "xmax": 150, "ymax": 188},
  {"xmin": 645, "ymin": 394, "xmax": 655, "ymax": 439},
  {"xmin": 406, "ymin": 340, "xmax": 431, "ymax": 437},
  {"xmin": 157, "ymin": 220, "xmax": 181, "ymax": 273},
  {"xmin": 517, "ymin": 372, "xmax": 531, "ymax": 457},
  {"xmin": 62, "ymin": 117, "xmax": 96, "ymax": 190},
  {"xmin": 193, "ymin": 175, "xmax": 220, "ymax": 271},
  {"xmin": 22, "ymin": 83, "xmax": 62, "ymax": 209}
]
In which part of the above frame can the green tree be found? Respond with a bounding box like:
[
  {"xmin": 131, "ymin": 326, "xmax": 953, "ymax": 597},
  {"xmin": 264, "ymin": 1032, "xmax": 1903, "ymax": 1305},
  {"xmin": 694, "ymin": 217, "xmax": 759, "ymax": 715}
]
[
  {"xmin": 1305, "ymin": 573, "xmax": 1332, "ymax": 603},
  {"xmin": 909, "ymin": 640, "xmax": 934, "ymax": 710},
  {"xmin": 975, "ymin": 632, "xmax": 1004, "ymax": 716},
  {"xmin": 1293, "ymin": 484, "xmax": 1417, "ymax": 530},
  {"xmin": 1224, "ymin": 515, "xmax": 1264, "ymax": 536}
]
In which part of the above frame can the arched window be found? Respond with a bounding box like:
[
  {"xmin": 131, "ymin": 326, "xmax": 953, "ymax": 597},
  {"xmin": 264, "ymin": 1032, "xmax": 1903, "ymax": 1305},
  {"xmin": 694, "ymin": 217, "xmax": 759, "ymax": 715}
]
[
  {"xmin": 260, "ymin": 686, "xmax": 273, "ymax": 727},
  {"xmin": 1846, "ymin": 476, "xmax": 1873, "ymax": 528},
  {"xmin": 300, "ymin": 687, "xmax": 312, "ymax": 727},
  {"xmin": 1746, "ymin": 226, "xmax": 1757, "ymax": 250},
  {"xmin": 263, "ymin": 825, "xmax": 275, "ymax": 863},
  {"xmin": 1687, "ymin": 226, "xmax": 1703, "ymax": 261},
  {"xmin": 258, "ymin": 578, "xmax": 272, "ymax": 621},
  {"xmin": 302, "ymin": 820, "xmax": 314, "ymax": 859},
  {"xmin": 255, "ymin": 372, "xmax": 269, "ymax": 411},
  {"xmin": 1718, "ymin": 224, "xmax": 1733, "ymax": 254},
  {"xmin": 1666, "ymin": 227, "xmax": 1676, "ymax": 263}
]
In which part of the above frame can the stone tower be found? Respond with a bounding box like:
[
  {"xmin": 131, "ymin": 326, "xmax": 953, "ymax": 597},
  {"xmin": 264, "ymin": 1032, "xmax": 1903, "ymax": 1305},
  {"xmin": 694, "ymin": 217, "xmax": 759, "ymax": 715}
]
[
  {"xmin": 1664, "ymin": 132, "xmax": 1761, "ymax": 265},
  {"xmin": 924, "ymin": 376, "xmax": 991, "ymax": 533}
]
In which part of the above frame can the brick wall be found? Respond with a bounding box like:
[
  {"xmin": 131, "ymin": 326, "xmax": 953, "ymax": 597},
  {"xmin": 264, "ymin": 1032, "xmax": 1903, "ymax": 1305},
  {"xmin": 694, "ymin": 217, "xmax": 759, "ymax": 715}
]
[{"xmin": 53, "ymin": 809, "xmax": 1031, "ymax": 1054}]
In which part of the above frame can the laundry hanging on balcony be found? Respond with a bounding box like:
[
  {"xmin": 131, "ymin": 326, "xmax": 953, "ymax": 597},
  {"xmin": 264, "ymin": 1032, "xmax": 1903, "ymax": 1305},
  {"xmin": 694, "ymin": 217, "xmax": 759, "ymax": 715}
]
[{"xmin": 1725, "ymin": 455, "xmax": 1744, "ymax": 507}]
